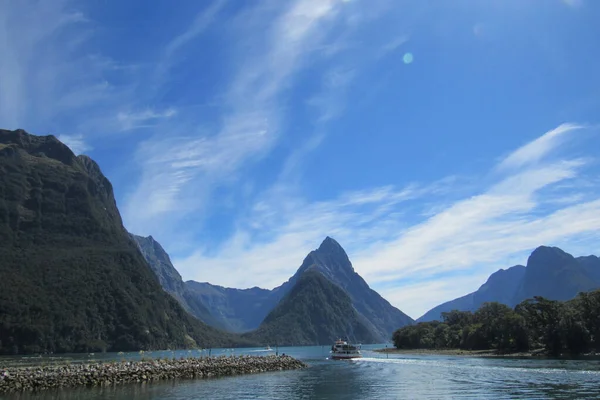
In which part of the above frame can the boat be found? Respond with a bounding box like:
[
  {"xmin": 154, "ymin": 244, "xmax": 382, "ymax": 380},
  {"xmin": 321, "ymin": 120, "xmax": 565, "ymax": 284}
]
[
  {"xmin": 265, "ymin": 345, "xmax": 273, "ymax": 351},
  {"xmin": 330, "ymin": 338, "xmax": 362, "ymax": 360}
]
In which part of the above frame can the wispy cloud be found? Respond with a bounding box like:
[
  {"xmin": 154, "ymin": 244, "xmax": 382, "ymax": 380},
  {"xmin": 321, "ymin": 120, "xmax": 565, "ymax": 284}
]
[
  {"xmin": 57, "ymin": 134, "xmax": 91, "ymax": 155},
  {"xmin": 0, "ymin": 1, "xmax": 89, "ymax": 130},
  {"xmin": 123, "ymin": 0, "xmax": 372, "ymax": 234},
  {"xmin": 0, "ymin": 1, "xmax": 143, "ymax": 142},
  {"xmin": 174, "ymin": 123, "xmax": 600, "ymax": 318},
  {"xmin": 497, "ymin": 123, "xmax": 583, "ymax": 171},
  {"xmin": 165, "ymin": 0, "xmax": 227, "ymax": 57},
  {"xmin": 117, "ymin": 108, "xmax": 177, "ymax": 131}
]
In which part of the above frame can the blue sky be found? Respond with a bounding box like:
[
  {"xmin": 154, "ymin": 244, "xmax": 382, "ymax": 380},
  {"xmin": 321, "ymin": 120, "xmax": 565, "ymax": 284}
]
[{"xmin": 1, "ymin": 0, "xmax": 600, "ymax": 318}]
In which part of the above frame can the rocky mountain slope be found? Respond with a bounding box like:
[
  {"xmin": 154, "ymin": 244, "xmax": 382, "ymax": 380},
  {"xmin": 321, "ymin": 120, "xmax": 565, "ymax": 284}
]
[
  {"xmin": 243, "ymin": 270, "xmax": 381, "ymax": 346},
  {"xmin": 273, "ymin": 237, "xmax": 414, "ymax": 341},
  {"xmin": 0, "ymin": 129, "xmax": 247, "ymax": 354},
  {"xmin": 130, "ymin": 234, "xmax": 226, "ymax": 330}
]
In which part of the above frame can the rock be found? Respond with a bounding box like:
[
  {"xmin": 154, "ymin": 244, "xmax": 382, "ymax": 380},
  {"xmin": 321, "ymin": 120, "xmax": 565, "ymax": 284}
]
[{"xmin": 0, "ymin": 355, "xmax": 306, "ymax": 393}]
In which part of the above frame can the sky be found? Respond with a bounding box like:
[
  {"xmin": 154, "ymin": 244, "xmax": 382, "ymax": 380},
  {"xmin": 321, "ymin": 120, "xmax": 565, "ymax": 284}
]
[{"xmin": 1, "ymin": 0, "xmax": 600, "ymax": 319}]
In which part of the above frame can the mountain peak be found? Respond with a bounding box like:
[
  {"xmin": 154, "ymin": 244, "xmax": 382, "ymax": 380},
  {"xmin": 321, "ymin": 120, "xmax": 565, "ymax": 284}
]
[
  {"xmin": 1, "ymin": 128, "xmax": 76, "ymax": 166},
  {"xmin": 527, "ymin": 246, "xmax": 572, "ymax": 269},
  {"xmin": 318, "ymin": 236, "xmax": 344, "ymax": 253}
]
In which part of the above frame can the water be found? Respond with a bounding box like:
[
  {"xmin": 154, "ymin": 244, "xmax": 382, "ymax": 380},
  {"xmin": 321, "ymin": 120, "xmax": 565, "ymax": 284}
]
[{"xmin": 2, "ymin": 344, "xmax": 600, "ymax": 399}]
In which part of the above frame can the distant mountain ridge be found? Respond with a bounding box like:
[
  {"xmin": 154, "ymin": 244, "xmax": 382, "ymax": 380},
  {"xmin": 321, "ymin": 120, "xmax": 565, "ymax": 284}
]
[
  {"xmin": 418, "ymin": 246, "xmax": 600, "ymax": 322},
  {"xmin": 0, "ymin": 129, "xmax": 247, "ymax": 354},
  {"xmin": 137, "ymin": 235, "xmax": 414, "ymax": 342},
  {"xmin": 185, "ymin": 281, "xmax": 273, "ymax": 333},
  {"xmin": 130, "ymin": 234, "xmax": 226, "ymax": 330}
]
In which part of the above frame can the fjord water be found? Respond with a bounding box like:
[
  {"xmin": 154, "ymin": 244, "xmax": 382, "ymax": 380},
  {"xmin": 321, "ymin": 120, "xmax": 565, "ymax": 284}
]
[{"xmin": 3, "ymin": 345, "xmax": 600, "ymax": 399}]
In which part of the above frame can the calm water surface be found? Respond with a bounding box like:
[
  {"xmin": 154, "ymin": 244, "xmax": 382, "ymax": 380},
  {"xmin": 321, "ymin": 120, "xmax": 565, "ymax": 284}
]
[{"xmin": 2, "ymin": 344, "xmax": 600, "ymax": 399}]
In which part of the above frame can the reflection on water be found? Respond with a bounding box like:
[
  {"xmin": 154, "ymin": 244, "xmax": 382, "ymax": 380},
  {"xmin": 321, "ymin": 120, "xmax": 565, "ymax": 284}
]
[{"xmin": 2, "ymin": 345, "xmax": 600, "ymax": 399}]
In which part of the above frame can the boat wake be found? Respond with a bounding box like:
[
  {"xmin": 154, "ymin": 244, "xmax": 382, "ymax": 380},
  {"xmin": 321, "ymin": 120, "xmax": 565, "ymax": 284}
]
[{"xmin": 355, "ymin": 357, "xmax": 600, "ymax": 376}]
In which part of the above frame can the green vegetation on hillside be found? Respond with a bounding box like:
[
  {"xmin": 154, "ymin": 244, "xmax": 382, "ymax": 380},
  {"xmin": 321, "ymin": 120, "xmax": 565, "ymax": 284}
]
[
  {"xmin": 393, "ymin": 290, "xmax": 600, "ymax": 355},
  {"xmin": 243, "ymin": 269, "xmax": 380, "ymax": 346},
  {"xmin": 0, "ymin": 129, "xmax": 251, "ymax": 354}
]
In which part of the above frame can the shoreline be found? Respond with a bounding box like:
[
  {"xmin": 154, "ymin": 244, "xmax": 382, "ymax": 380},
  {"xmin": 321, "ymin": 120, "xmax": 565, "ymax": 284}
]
[
  {"xmin": 374, "ymin": 348, "xmax": 536, "ymax": 357},
  {"xmin": 374, "ymin": 348, "xmax": 600, "ymax": 359},
  {"xmin": 0, "ymin": 354, "xmax": 306, "ymax": 393}
]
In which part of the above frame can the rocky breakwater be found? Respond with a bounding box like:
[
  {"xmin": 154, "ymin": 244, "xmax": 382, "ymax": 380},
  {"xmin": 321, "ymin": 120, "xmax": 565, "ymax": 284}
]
[{"xmin": 0, "ymin": 355, "xmax": 307, "ymax": 393}]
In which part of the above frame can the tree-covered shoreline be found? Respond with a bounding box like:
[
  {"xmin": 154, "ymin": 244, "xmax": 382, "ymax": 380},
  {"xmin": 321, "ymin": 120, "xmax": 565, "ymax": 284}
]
[{"xmin": 393, "ymin": 290, "xmax": 600, "ymax": 356}]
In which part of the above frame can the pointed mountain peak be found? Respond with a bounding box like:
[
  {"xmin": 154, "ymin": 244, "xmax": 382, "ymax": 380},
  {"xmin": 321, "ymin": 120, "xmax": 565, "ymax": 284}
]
[
  {"xmin": 294, "ymin": 236, "xmax": 354, "ymax": 278},
  {"xmin": 317, "ymin": 236, "xmax": 344, "ymax": 253}
]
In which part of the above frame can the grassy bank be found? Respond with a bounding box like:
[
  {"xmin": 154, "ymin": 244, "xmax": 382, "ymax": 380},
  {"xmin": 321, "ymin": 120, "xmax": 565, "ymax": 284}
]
[{"xmin": 0, "ymin": 355, "xmax": 306, "ymax": 393}]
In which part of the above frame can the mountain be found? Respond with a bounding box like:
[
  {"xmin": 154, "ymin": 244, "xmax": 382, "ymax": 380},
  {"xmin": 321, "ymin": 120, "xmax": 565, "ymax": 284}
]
[
  {"xmin": 243, "ymin": 270, "xmax": 381, "ymax": 346},
  {"xmin": 131, "ymin": 234, "xmax": 276, "ymax": 333},
  {"xmin": 130, "ymin": 234, "xmax": 226, "ymax": 330},
  {"xmin": 418, "ymin": 246, "xmax": 600, "ymax": 322},
  {"xmin": 197, "ymin": 237, "xmax": 413, "ymax": 340},
  {"xmin": 0, "ymin": 129, "xmax": 247, "ymax": 354},
  {"xmin": 146, "ymin": 236, "xmax": 412, "ymax": 341},
  {"xmin": 513, "ymin": 246, "xmax": 600, "ymax": 303},
  {"xmin": 577, "ymin": 255, "xmax": 600, "ymax": 282},
  {"xmin": 277, "ymin": 237, "xmax": 414, "ymax": 341},
  {"xmin": 185, "ymin": 281, "xmax": 273, "ymax": 333},
  {"xmin": 417, "ymin": 265, "xmax": 525, "ymax": 322}
]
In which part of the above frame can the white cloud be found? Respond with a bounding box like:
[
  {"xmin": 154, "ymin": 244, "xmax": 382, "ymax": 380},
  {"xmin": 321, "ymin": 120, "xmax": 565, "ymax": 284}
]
[
  {"xmin": 0, "ymin": 1, "xmax": 87, "ymax": 130},
  {"xmin": 0, "ymin": 1, "xmax": 140, "ymax": 141},
  {"xmin": 165, "ymin": 0, "xmax": 226, "ymax": 57},
  {"xmin": 123, "ymin": 0, "xmax": 368, "ymax": 234},
  {"xmin": 377, "ymin": 273, "xmax": 491, "ymax": 320},
  {"xmin": 173, "ymin": 123, "xmax": 600, "ymax": 319},
  {"xmin": 57, "ymin": 134, "xmax": 91, "ymax": 155},
  {"xmin": 497, "ymin": 123, "xmax": 583, "ymax": 171},
  {"xmin": 307, "ymin": 66, "xmax": 356, "ymax": 122},
  {"xmin": 117, "ymin": 108, "xmax": 177, "ymax": 131}
]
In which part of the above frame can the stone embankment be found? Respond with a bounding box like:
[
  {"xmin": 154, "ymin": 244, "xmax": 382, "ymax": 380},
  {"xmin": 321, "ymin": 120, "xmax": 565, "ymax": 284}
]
[{"xmin": 0, "ymin": 355, "xmax": 306, "ymax": 393}]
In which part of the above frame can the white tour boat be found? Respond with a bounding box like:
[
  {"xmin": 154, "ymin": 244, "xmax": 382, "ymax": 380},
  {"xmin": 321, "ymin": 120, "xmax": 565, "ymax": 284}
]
[{"xmin": 330, "ymin": 338, "xmax": 362, "ymax": 360}]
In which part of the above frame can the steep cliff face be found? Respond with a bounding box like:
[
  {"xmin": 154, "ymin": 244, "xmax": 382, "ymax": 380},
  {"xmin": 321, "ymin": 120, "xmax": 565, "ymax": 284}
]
[
  {"xmin": 0, "ymin": 129, "xmax": 245, "ymax": 354},
  {"xmin": 130, "ymin": 234, "xmax": 225, "ymax": 330}
]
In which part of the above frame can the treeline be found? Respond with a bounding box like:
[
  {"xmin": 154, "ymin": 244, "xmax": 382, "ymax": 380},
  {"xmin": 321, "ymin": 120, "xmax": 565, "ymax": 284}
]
[{"xmin": 393, "ymin": 290, "xmax": 600, "ymax": 355}]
